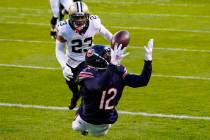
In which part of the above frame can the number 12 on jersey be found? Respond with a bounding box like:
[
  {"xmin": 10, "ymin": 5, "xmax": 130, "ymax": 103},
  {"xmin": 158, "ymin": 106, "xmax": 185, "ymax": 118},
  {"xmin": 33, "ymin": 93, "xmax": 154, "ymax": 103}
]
[{"xmin": 99, "ymin": 88, "xmax": 117, "ymax": 110}]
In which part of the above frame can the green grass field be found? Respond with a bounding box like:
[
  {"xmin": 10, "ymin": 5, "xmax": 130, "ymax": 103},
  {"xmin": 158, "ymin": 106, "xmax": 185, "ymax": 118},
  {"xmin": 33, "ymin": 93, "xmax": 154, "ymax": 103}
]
[{"xmin": 0, "ymin": 0, "xmax": 210, "ymax": 139}]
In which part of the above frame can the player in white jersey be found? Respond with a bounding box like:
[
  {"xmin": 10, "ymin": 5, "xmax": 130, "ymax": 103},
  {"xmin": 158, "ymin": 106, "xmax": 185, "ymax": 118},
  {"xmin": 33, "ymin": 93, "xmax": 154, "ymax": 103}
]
[
  {"xmin": 49, "ymin": 0, "xmax": 73, "ymax": 39},
  {"xmin": 55, "ymin": 1, "xmax": 113, "ymax": 110}
]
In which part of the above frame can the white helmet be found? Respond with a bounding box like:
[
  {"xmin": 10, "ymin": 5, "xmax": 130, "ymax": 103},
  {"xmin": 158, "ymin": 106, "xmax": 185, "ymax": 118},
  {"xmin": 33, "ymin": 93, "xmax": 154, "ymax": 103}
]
[{"xmin": 69, "ymin": 1, "xmax": 89, "ymax": 31}]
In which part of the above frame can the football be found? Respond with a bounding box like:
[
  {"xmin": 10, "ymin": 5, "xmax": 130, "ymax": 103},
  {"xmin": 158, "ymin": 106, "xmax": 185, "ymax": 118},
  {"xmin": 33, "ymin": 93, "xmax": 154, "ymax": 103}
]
[{"xmin": 111, "ymin": 30, "xmax": 130, "ymax": 49}]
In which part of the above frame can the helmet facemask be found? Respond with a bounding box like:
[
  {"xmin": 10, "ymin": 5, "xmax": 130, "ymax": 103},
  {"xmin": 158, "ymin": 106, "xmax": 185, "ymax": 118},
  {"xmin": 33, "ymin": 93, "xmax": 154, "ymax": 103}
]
[
  {"xmin": 85, "ymin": 45, "xmax": 111, "ymax": 69},
  {"xmin": 70, "ymin": 13, "xmax": 89, "ymax": 31},
  {"xmin": 69, "ymin": 1, "xmax": 89, "ymax": 32}
]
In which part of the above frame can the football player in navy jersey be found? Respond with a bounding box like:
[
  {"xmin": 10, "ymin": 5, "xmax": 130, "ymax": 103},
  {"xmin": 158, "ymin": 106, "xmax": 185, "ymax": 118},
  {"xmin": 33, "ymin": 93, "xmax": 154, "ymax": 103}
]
[
  {"xmin": 55, "ymin": 1, "xmax": 112, "ymax": 110},
  {"xmin": 72, "ymin": 38, "xmax": 154, "ymax": 136}
]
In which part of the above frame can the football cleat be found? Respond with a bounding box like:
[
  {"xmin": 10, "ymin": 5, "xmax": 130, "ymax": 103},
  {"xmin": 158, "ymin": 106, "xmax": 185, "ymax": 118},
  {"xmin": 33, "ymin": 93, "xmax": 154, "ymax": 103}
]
[
  {"xmin": 81, "ymin": 130, "xmax": 88, "ymax": 136},
  {"xmin": 68, "ymin": 96, "xmax": 80, "ymax": 110}
]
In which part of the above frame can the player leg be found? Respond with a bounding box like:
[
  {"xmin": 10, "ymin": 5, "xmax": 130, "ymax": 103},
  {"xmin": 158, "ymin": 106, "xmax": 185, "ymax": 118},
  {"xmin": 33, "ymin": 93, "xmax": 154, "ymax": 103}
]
[
  {"xmin": 87, "ymin": 123, "xmax": 111, "ymax": 136},
  {"xmin": 49, "ymin": 0, "xmax": 59, "ymax": 39},
  {"xmin": 58, "ymin": 4, "xmax": 65, "ymax": 21},
  {"xmin": 59, "ymin": 0, "xmax": 73, "ymax": 21},
  {"xmin": 66, "ymin": 62, "xmax": 86, "ymax": 110},
  {"xmin": 60, "ymin": 0, "xmax": 73, "ymax": 14},
  {"xmin": 72, "ymin": 115, "xmax": 88, "ymax": 135},
  {"xmin": 72, "ymin": 115, "xmax": 111, "ymax": 136}
]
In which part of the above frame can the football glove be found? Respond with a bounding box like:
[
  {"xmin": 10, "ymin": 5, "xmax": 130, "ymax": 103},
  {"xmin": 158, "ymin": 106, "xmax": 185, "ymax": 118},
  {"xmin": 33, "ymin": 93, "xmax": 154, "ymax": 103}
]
[
  {"xmin": 50, "ymin": 30, "xmax": 57, "ymax": 39},
  {"xmin": 111, "ymin": 44, "xmax": 129, "ymax": 65},
  {"xmin": 144, "ymin": 39, "xmax": 154, "ymax": 61},
  {"xmin": 50, "ymin": 16, "xmax": 58, "ymax": 39},
  {"xmin": 62, "ymin": 64, "xmax": 73, "ymax": 81}
]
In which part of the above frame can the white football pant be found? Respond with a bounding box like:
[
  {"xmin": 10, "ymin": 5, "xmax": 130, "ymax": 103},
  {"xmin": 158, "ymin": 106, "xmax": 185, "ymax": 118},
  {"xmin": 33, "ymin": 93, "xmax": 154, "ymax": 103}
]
[
  {"xmin": 72, "ymin": 115, "xmax": 112, "ymax": 136},
  {"xmin": 50, "ymin": 0, "xmax": 73, "ymax": 17}
]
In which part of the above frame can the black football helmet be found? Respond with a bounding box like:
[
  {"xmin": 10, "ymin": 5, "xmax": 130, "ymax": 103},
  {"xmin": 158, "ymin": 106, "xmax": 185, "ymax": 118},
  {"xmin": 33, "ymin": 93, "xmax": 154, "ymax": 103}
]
[
  {"xmin": 69, "ymin": 1, "xmax": 89, "ymax": 31},
  {"xmin": 85, "ymin": 45, "xmax": 111, "ymax": 69}
]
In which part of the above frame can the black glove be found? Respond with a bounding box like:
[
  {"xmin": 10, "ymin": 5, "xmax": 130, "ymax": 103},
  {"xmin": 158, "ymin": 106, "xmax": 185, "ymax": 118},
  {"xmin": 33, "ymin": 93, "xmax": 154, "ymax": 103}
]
[{"xmin": 50, "ymin": 31, "xmax": 57, "ymax": 39}]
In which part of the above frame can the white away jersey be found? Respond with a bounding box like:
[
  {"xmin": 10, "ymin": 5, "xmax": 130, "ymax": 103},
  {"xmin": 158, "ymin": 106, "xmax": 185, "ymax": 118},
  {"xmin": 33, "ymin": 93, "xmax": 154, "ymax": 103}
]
[{"xmin": 56, "ymin": 15, "xmax": 112, "ymax": 68}]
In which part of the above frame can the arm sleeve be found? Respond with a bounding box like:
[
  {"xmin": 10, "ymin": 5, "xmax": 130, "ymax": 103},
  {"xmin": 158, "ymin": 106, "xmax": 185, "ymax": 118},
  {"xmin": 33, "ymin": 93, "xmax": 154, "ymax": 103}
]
[
  {"xmin": 50, "ymin": 0, "xmax": 59, "ymax": 18},
  {"xmin": 123, "ymin": 61, "xmax": 152, "ymax": 87},
  {"xmin": 99, "ymin": 24, "xmax": 113, "ymax": 42},
  {"xmin": 55, "ymin": 39, "xmax": 66, "ymax": 68}
]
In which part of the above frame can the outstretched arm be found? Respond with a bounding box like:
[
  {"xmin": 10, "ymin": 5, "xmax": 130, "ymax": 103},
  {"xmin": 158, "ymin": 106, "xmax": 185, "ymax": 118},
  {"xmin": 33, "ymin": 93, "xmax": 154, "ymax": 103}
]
[
  {"xmin": 55, "ymin": 35, "xmax": 66, "ymax": 68},
  {"xmin": 99, "ymin": 24, "xmax": 113, "ymax": 42},
  {"xmin": 123, "ymin": 39, "xmax": 153, "ymax": 87},
  {"xmin": 123, "ymin": 61, "xmax": 152, "ymax": 87}
]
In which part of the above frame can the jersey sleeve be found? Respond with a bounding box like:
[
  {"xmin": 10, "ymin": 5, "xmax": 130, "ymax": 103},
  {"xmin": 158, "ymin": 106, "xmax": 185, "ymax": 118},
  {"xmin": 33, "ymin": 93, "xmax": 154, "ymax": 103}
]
[
  {"xmin": 90, "ymin": 15, "xmax": 112, "ymax": 42},
  {"xmin": 89, "ymin": 15, "xmax": 101, "ymax": 31},
  {"xmin": 123, "ymin": 61, "xmax": 152, "ymax": 87},
  {"xmin": 56, "ymin": 20, "xmax": 68, "ymax": 40}
]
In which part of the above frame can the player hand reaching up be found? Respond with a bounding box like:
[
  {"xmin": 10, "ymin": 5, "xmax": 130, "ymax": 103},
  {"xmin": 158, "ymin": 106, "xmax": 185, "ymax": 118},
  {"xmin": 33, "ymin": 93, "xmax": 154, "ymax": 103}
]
[
  {"xmin": 111, "ymin": 44, "xmax": 129, "ymax": 65},
  {"xmin": 111, "ymin": 38, "xmax": 154, "ymax": 65},
  {"xmin": 144, "ymin": 39, "xmax": 154, "ymax": 61}
]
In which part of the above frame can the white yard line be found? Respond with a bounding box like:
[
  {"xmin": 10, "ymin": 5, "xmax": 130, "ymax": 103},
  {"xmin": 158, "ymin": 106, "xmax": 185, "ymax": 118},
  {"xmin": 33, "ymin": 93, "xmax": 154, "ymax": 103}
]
[
  {"xmin": 0, "ymin": 2, "xmax": 206, "ymax": 13},
  {"xmin": 0, "ymin": 102, "xmax": 210, "ymax": 121},
  {"xmin": 1, "ymin": 21, "xmax": 209, "ymax": 34},
  {"xmin": 0, "ymin": 64, "xmax": 209, "ymax": 81},
  {"xmin": 1, "ymin": 12, "xmax": 209, "ymax": 19},
  {"xmin": 153, "ymin": 74, "xmax": 210, "ymax": 81},
  {"xmin": 0, "ymin": 38, "xmax": 52, "ymax": 44},
  {"xmin": 0, "ymin": 64, "xmax": 59, "ymax": 70},
  {"xmin": 87, "ymin": 1, "xmax": 206, "ymax": 7},
  {"xmin": 95, "ymin": 12, "xmax": 210, "ymax": 18},
  {"xmin": 0, "ymin": 21, "xmax": 48, "ymax": 26},
  {"xmin": 109, "ymin": 26, "xmax": 210, "ymax": 34},
  {"xmin": 2, "ymin": 10, "xmax": 210, "ymax": 19},
  {"xmin": 0, "ymin": 38, "xmax": 210, "ymax": 53}
]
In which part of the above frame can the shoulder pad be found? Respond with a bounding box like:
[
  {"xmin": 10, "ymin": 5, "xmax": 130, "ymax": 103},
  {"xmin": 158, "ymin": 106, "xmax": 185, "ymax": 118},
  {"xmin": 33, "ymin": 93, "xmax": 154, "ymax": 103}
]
[
  {"xmin": 78, "ymin": 67, "xmax": 95, "ymax": 81},
  {"xmin": 56, "ymin": 20, "xmax": 68, "ymax": 33},
  {"xmin": 89, "ymin": 15, "xmax": 101, "ymax": 29}
]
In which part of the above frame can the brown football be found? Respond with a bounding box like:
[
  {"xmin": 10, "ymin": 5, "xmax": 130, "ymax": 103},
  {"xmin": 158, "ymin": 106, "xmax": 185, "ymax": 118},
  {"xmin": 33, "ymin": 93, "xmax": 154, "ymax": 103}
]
[{"xmin": 111, "ymin": 30, "xmax": 130, "ymax": 49}]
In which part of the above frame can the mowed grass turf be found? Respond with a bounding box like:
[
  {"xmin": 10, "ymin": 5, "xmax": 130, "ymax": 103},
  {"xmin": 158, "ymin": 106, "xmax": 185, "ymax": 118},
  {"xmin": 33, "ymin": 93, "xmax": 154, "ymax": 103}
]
[{"xmin": 0, "ymin": 0, "xmax": 210, "ymax": 139}]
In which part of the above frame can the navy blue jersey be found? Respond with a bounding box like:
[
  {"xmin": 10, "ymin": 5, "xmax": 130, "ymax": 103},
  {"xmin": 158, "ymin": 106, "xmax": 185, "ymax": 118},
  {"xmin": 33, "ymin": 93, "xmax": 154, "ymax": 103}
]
[{"xmin": 77, "ymin": 61, "xmax": 152, "ymax": 125}]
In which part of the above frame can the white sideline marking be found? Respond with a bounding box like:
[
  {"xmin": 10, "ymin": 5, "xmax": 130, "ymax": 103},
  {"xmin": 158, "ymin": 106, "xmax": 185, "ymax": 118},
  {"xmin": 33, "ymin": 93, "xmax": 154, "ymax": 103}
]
[
  {"xmin": 0, "ymin": 64, "xmax": 210, "ymax": 81},
  {"xmin": 1, "ymin": 21, "xmax": 210, "ymax": 34},
  {"xmin": 1, "ymin": 38, "xmax": 210, "ymax": 53},
  {"xmin": 1, "ymin": 103, "xmax": 210, "ymax": 121}
]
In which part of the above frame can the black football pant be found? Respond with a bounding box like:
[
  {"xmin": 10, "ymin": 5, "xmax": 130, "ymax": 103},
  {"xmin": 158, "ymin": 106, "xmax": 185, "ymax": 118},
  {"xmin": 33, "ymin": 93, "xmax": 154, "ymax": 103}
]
[{"xmin": 65, "ymin": 62, "xmax": 86, "ymax": 100}]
